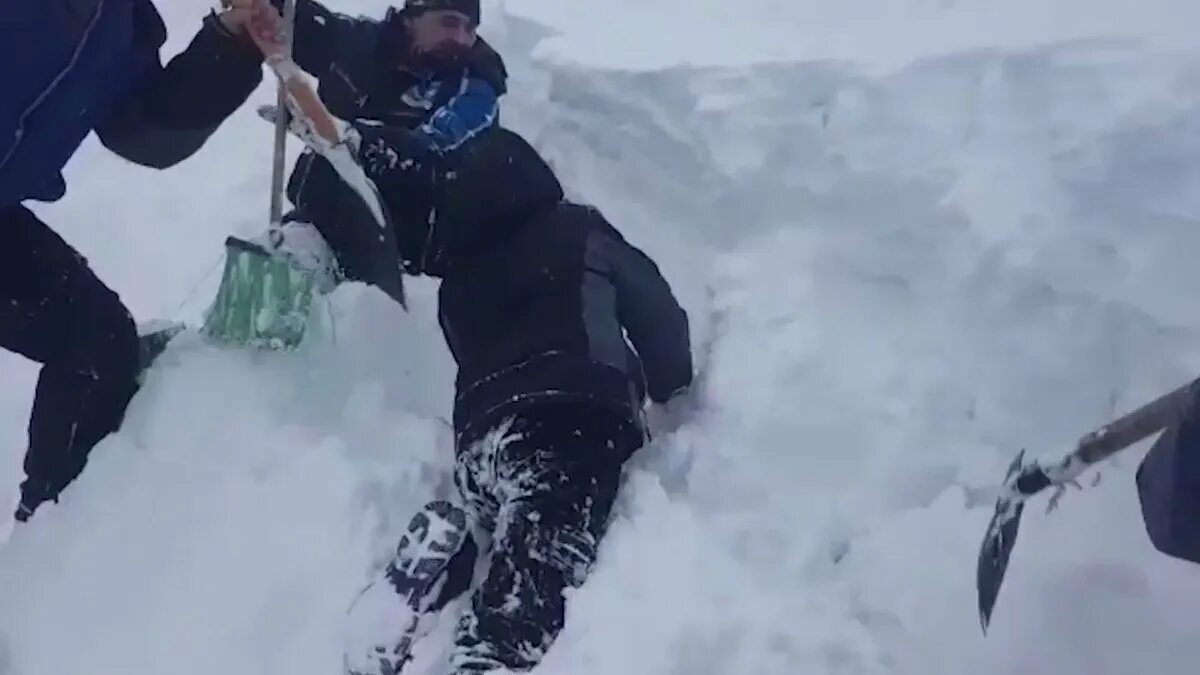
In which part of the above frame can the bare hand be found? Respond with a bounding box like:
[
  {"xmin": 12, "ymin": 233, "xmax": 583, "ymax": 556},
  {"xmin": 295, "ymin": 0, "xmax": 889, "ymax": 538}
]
[
  {"xmin": 216, "ymin": 0, "xmax": 253, "ymax": 36},
  {"xmin": 219, "ymin": 0, "xmax": 287, "ymax": 59},
  {"xmin": 247, "ymin": 0, "xmax": 288, "ymax": 59}
]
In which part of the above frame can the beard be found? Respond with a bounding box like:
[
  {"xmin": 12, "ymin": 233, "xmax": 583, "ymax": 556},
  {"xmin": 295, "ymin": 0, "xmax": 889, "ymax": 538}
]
[{"xmin": 410, "ymin": 41, "xmax": 470, "ymax": 71}]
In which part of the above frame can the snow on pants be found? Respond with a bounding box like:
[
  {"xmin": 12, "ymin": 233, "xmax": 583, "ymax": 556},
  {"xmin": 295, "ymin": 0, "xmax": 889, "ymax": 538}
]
[
  {"xmin": 0, "ymin": 205, "xmax": 140, "ymax": 516},
  {"xmin": 451, "ymin": 402, "xmax": 640, "ymax": 673}
]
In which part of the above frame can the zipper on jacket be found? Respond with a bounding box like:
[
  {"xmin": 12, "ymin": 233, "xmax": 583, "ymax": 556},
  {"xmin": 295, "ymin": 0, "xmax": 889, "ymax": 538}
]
[{"xmin": 0, "ymin": 0, "xmax": 108, "ymax": 175}]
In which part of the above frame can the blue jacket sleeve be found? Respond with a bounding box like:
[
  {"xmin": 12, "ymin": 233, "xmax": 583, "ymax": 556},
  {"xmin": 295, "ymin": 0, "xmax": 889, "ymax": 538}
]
[
  {"xmin": 414, "ymin": 77, "xmax": 500, "ymax": 153},
  {"xmin": 0, "ymin": 0, "xmax": 106, "ymax": 165},
  {"xmin": 1, "ymin": 0, "xmax": 261, "ymax": 201},
  {"xmin": 351, "ymin": 74, "xmax": 501, "ymax": 180}
]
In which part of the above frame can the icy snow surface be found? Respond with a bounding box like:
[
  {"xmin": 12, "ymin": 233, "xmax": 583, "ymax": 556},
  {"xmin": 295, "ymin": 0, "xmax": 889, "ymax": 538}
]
[{"xmin": 2, "ymin": 1, "xmax": 1200, "ymax": 673}]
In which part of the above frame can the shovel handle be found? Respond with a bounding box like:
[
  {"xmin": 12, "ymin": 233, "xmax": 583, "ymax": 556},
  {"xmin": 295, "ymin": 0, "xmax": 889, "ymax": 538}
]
[{"xmin": 1075, "ymin": 376, "xmax": 1200, "ymax": 464}]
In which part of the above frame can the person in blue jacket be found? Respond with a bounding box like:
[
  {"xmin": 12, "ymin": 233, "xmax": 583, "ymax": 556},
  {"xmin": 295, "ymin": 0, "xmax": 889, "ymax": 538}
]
[{"xmin": 0, "ymin": 0, "xmax": 266, "ymax": 523}]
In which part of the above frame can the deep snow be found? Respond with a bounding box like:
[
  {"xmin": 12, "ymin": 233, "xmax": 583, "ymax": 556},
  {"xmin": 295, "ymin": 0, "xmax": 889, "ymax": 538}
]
[{"xmin": 2, "ymin": 1, "xmax": 1199, "ymax": 674}]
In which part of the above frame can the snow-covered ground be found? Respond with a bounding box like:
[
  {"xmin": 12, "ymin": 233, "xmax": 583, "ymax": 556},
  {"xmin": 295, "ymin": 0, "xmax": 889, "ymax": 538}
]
[
  {"xmin": 3, "ymin": 1, "xmax": 1200, "ymax": 674},
  {"xmin": 505, "ymin": 0, "xmax": 1200, "ymax": 70}
]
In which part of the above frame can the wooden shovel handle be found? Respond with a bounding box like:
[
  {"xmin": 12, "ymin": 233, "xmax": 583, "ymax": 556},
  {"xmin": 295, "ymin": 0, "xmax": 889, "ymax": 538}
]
[{"xmin": 1076, "ymin": 376, "xmax": 1200, "ymax": 464}]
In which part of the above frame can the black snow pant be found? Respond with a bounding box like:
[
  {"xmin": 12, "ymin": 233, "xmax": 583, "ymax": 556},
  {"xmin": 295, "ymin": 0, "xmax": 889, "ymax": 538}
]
[
  {"xmin": 451, "ymin": 402, "xmax": 641, "ymax": 673},
  {"xmin": 0, "ymin": 205, "xmax": 140, "ymax": 518}
]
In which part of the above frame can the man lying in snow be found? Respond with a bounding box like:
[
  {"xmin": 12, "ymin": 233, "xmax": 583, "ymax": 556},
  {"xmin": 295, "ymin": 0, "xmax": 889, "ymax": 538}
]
[
  {"xmin": 224, "ymin": 1, "xmax": 696, "ymax": 673},
  {"xmin": 202, "ymin": 0, "xmax": 508, "ymax": 331}
]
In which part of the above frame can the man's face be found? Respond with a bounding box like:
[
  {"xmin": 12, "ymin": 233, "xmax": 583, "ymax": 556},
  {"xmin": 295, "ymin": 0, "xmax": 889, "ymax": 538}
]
[{"xmin": 406, "ymin": 9, "xmax": 478, "ymax": 67}]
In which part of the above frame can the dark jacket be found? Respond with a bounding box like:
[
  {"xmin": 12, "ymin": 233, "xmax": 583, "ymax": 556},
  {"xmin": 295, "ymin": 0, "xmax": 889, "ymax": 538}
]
[
  {"xmin": 273, "ymin": 0, "xmax": 507, "ymax": 305},
  {"xmin": 272, "ymin": 3, "xmax": 691, "ymax": 440},
  {"xmin": 0, "ymin": 0, "xmax": 263, "ymax": 207},
  {"xmin": 1137, "ymin": 388, "xmax": 1200, "ymax": 564},
  {"xmin": 273, "ymin": 0, "xmax": 506, "ymax": 140},
  {"xmin": 363, "ymin": 126, "xmax": 695, "ymax": 445}
]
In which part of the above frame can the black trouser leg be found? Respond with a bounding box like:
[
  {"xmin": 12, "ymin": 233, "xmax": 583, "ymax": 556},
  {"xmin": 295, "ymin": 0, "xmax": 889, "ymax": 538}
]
[
  {"xmin": 0, "ymin": 206, "xmax": 140, "ymax": 517},
  {"xmin": 452, "ymin": 404, "xmax": 637, "ymax": 673}
]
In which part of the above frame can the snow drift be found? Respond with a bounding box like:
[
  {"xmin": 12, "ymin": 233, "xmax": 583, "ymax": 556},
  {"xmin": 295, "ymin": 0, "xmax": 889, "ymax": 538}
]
[{"xmin": 2, "ymin": 1, "xmax": 1199, "ymax": 674}]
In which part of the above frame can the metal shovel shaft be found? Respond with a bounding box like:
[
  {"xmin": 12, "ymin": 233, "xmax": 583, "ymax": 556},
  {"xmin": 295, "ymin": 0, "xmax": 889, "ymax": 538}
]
[{"xmin": 270, "ymin": 0, "xmax": 298, "ymax": 228}]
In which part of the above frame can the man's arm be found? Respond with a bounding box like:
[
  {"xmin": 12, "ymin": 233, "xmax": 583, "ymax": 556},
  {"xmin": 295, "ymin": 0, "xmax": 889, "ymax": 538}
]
[
  {"xmin": 95, "ymin": 13, "xmax": 264, "ymax": 169},
  {"xmin": 599, "ymin": 230, "xmax": 694, "ymax": 403},
  {"xmin": 268, "ymin": 0, "xmax": 373, "ymax": 77},
  {"xmin": 350, "ymin": 73, "xmax": 501, "ymax": 180}
]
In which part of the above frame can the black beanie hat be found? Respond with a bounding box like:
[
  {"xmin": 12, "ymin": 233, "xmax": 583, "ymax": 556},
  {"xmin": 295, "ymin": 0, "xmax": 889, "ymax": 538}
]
[{"xmin": 403, "ymin": 0, "xmax": 481, "ymax": 25}]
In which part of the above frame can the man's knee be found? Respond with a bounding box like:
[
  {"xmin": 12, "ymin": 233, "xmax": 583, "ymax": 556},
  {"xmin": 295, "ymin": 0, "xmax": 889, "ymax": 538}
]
[
  {"xmin": 70, "ymin": 279, "xmax": 140, "ymax": 380},
  {"xmin": 1, "ymin": 209, "xmax": 134, "ymax": 375}
]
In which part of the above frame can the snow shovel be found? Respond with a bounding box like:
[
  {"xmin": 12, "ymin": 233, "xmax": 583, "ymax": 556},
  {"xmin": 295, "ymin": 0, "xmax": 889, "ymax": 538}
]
[
  {"xmin": 201, "ymin": 0, "xmax": 313, "ymax": 350},
  {"xmin": 976, "ymin": 374, "xmax": 1200, "ymax": 633},
  {"xmin": 202, "ymin": 0, "xmax": 404, "ymax": 349}
]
